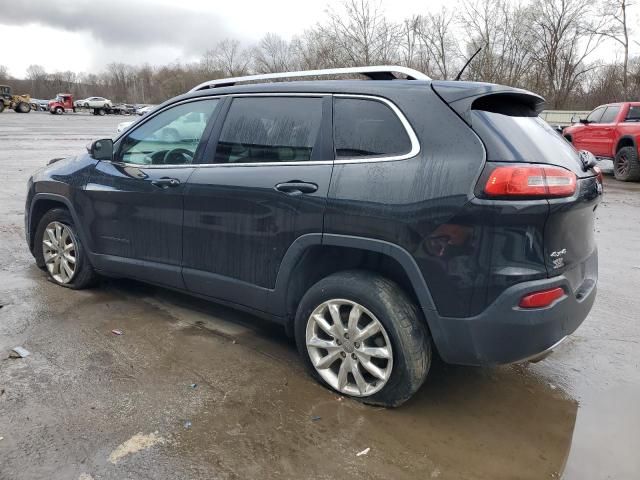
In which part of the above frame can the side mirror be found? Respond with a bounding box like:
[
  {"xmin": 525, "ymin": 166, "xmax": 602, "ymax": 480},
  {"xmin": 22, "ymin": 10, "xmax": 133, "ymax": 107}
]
[
  {"xmin": 88, "ymin": 138, "xmax": 113, "ymax": 161},
  {"xmin": 579, "ymin": 118, "xmax": 590, "ymax": 125}
]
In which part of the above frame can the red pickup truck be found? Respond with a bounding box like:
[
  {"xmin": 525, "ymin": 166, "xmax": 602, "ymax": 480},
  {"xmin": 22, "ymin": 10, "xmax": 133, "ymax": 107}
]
[{"xmin": 563, "ymin": 102, "xmax": 640, "ymax": 181}]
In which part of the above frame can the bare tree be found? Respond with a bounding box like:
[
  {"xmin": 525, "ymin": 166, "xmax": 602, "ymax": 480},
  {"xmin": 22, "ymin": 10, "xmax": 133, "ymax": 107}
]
[
  {"xmin": 320, "ymin": 0, "xmax": 401, "ymax": 66},
  {"xmin": 253, "ymin": 33, "xmax": 294, "ymax": 73},
  {"xmin": 527, "ymin": 0, "xmax": 604, "ymax": 108},
  {"xmin": 0, "ymin": 65, "xmax": 9, "ymax": 82},
  {"xmin": 202, "ymin": 39, "xmax": 250, "ymax": 77},
  {"xmin": 596, "ymin": 0, "xmax": 633, "ymax": 93},
  {"xmin": 414, "ymin": 9, "xmax": 460, "ymax": 79}
]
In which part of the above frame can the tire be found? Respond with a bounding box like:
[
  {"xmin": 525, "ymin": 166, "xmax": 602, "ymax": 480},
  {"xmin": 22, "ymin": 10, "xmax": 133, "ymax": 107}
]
[
  {"xmin": 294, "ymin": 270, "xmax": 431, "ymax": 407},
  {"xmin": 34, "ymin": 208, "xmax": 98, "ymax": 289},
  {"xmin": 97, "ymin": 108, "xmax": 106, "ymax": 116},
  {"xmin": 55, "ymin": 107, "xmax": 63, "ymax": 115},
  {"xmin": 84, "ymin": 102, "xmax": 89, "ymax": 108},
  {"xmin": 614, "ymin": 146, "xmax": 640, "ymax": 182},
  {"xmin": 0, "ymin": 102, "xmax": 5, "ymax": 113},
  {"xmin": 14, "ymin": 102, "xmax": 31, "ymax": 113}
]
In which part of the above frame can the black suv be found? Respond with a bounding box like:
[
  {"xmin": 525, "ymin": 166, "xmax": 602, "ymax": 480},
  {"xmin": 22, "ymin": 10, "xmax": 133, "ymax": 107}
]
[{"xmin": 25, "ymin": 66, "xmax": 601, "ymax": 407}]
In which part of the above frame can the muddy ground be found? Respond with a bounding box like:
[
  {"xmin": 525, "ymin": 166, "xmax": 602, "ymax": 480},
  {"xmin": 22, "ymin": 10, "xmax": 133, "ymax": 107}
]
[{"xmin": 0, "ymin": 111, "xmax": 638, "ymax": 480}]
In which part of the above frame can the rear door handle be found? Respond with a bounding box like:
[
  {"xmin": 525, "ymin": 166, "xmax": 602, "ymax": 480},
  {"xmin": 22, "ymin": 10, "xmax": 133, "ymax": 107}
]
[
  {"xmin": 275, "ymin": 181, "xmax": 318, "ymax": 195},
  {"xmin": 152, "ymin": 177, "xmax": 181, "ymax": 188}
]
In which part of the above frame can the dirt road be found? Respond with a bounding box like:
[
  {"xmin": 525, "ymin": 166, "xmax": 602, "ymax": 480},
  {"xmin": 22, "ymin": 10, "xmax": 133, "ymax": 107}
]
[{"xmin": 1, "ymin": 111, "xmax": 638, "ymax": 479}]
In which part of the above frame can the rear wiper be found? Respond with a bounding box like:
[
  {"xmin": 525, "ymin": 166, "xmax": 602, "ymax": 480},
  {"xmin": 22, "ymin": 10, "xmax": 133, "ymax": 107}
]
[{"xmin": 454, "ymin": 46, "xmax": 483, "ymax": 81}]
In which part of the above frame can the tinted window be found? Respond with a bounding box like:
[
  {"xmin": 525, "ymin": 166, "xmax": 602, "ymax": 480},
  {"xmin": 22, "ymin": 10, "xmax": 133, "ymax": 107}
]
[
  {"xmin": 214, "ymin": 97, "xmax": 323, "ymax": 164},
  {"xmin": 600, "ymin": 106, "xmax": 620, "ymax": 123},
  {"xmin": 586, "ymin": 107, "xmax": 605, "ymax": 123},
  {"xmin": 334, "ymin": 98, "xmax": 411, "ymax": 158},
  {"xmin": 625, "ymin": 106, "xmax": 640, "ymax": 122},
  {"xmin": 117, "ymin": 99, "xmax": 219, "ymax": 165}
]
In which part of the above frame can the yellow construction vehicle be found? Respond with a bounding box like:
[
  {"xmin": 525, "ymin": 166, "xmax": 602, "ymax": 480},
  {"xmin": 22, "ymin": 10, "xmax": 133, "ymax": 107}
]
[{"xmin": 0, "ymin": 85, "xmax": 32, "ymax": 113}]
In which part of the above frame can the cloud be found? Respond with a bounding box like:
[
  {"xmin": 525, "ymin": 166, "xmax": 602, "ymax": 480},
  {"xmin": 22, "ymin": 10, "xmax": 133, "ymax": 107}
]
[{"xmin": 0, "ymin": 0, "xmax": 230, "ymax": 53}]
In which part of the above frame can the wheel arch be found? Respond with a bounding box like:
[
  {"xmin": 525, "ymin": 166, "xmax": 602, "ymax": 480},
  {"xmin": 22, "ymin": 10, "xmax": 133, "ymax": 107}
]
[
  {"xmin": 28, "ymin": 194, "xmax": 88, "ymax": 252},
  {"xmin": 275, "ymin": 234, "xmax": 446, "ymax": 351},
  {"xmin": 615, "ymin": 135, "xmax": 637, "ymax": 154}
]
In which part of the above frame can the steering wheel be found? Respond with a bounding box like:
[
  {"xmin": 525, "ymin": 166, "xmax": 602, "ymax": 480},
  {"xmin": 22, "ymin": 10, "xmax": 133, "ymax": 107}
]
[{"xmin": 162, "ymin": 148, "xmax": 194, "ymax": 165}]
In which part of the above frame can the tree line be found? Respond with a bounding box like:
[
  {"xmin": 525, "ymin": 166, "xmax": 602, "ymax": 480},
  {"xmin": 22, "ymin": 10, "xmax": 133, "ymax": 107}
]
[{"xmin": 0, "ymin": 0, "xmax": 636, "ymax": 110}]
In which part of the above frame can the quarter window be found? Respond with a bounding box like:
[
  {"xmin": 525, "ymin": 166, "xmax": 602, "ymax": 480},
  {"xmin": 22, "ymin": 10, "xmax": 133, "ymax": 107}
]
[
  {"xmin": 600, "ymin": 106, "xmax": 620, "ymax": 123},
  {"xmin": 334, "ymin": 98, "xmax": 412, "ymax": 159},
  {"xmin": 214, "ymin": 97, "xmax": 323, "ymax": 164},
  {"xmin": 117, "ymin": 99, "xmax": 219, "ymax": 165}
]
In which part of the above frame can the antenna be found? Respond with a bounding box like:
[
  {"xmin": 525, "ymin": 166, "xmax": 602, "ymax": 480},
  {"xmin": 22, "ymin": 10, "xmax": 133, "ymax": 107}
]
[{"xmin": 454, "ymin": 46, "xmax": 483, "ymax": 81}]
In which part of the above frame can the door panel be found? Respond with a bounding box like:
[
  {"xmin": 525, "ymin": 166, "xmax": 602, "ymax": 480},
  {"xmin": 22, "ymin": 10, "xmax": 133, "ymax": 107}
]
[
  {"xmin": 182, "ymin": 95, "xmax": 333, "ymax": 309},
  {"xmin": 84, "ymin": 98, "xmax": 221, "ymax": 288},
  {"xmin": 86, "ymin": 162, "xmax": 194, "ymax": 288}
]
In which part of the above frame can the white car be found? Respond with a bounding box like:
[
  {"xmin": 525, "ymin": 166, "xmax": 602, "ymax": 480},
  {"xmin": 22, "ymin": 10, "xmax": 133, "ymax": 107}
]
[
  {"xmin": 116, "ymin": 121, "xmax": 134, "ymax": 134},
  {"xmin": 136, "ymin": 105, "xmax": 156, "ymax": 116},
  {"xmin": 75, "ymin": 96, "xmax": 112, "ymax": 108}
]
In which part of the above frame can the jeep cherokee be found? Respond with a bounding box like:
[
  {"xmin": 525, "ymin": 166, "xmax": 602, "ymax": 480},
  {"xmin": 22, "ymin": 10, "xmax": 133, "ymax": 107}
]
[{"xmin": 25, "ymin": 66, "xmax": 602, "ymax": 407}]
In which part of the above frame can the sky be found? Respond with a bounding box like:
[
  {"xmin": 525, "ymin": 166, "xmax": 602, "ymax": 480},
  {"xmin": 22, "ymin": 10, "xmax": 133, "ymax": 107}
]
[{"xmin": 0, "ymin": 0, "xmax": 635, "ymax": 78}]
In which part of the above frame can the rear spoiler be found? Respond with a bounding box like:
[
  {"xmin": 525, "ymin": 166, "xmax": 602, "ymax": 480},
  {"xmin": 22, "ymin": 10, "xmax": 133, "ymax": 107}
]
[{"xmin": 431, "ymin": 81, "xmax": 545, "ymax": 124}]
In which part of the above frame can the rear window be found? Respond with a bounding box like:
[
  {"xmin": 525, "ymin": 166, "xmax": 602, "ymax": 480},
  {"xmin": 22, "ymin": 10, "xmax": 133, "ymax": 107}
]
[
  {"xmin": 214, "ymin": 97, "xmax": 323, "ymax": 164},
  {"xmin": 625, "ymin": 106, "xmax": 640, "ymax": 122},
  {"xmin": 333, "ymin": 98, "xmax": 412, "ymax": 159}
]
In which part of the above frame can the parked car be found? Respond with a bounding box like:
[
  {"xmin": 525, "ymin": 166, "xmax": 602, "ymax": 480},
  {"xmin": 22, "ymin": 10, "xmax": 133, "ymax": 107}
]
[
  {"xmin": 116, "ymin": 121, "xmax": 134, "ymax": 133},
  {"xmin": 30, "ymin": 98, "xmax": 50, "ymax": 111},
  {"xmin": 563, "ymin": 102, "xmax": 640, "ymax": 181},
  {"xmin": 136, "ymin": 105, "xmax": 156, "ymax": 116},
  {"xmin": 24, "ymin": 66, "xmax": 602, "ymax": 407},
  {"xmin": 75, "ymin": 96, "xmax": 112, "ymax": 109}
]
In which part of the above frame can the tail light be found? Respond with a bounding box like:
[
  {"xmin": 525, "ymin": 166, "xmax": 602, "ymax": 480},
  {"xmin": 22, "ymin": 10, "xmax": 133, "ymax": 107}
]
[
  {"xmin": 519, "ymin": 287, "xmax": 565, "ymax": 308},
  {"xmin": 484, "ymin": 165, "xmax": 577, "ymax": 198}
]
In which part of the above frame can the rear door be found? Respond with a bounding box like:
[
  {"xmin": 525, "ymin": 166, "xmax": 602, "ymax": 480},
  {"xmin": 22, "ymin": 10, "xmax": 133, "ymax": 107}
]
[
  {"xmin": 85, "ymin": 98, "xmax": 221, "ymax": 288},
  {"xmin": 182, "ymin": 95, "xmax": 333, "ymax": 311}
]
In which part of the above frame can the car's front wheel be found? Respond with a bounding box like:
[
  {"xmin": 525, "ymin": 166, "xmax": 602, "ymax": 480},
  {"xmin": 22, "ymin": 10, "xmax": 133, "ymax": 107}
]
[
  {"xmin": 295, "ymin": 270, "xmax": 431, "ymax": 407},
  {"xmin": 34, "ymin": 208, "xmax": 97, "ymax": 289}
]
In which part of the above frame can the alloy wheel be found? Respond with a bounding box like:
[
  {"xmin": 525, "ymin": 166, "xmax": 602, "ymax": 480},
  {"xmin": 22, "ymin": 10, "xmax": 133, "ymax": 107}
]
[
  {"xmin": 305, "ymin": 299, "xmax": 393, "ymax": 397},
  {"xmin": 42, "ymin": 221, "xmax": 77, "ymax": 284},
  {"xmin": 615, "ymin": 153, "xmax": 629, "ymax": 177}
]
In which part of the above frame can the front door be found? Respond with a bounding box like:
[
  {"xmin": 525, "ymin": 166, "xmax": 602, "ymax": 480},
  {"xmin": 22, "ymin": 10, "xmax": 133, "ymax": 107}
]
[
  {"xmin": 182, "ymin": 95, "xmax": 333, "ymax": 312},
  {"xmin": 85, "ymin": 98, "xmax": 221, "ymax": 288}
]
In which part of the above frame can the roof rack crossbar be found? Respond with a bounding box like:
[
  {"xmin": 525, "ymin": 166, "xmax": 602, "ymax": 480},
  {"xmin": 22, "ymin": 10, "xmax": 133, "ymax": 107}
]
[{"xmin": 189, "ymin": 65, "xmax": 431, "ymax": 92}]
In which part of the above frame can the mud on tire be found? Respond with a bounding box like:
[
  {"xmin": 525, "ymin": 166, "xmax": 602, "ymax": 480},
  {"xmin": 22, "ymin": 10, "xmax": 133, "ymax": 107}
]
[{"xmin": 294, "ymin": 270, "xmax": 431, "ymax": 407}]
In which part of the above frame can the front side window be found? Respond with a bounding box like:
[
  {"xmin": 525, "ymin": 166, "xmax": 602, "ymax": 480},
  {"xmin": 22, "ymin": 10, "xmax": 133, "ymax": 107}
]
[
  {"xmin": 117, "ymin": 99, "xmax": 219, "ymax": 165},
  {"xmin": 625, "ymin": 106, "xmax": 640, "ymax": 122},
  {"xmin": 214, "ymin": 97, "xmax": 323, "ymax": 164},
  {"xmin": 600, "ymin": 106, "xmax": 620, "ymax": 123},
  {"xmin": 333, "ymin": 97, "xmax": 412, "ymax": 159},
  {"xmin": 586, "ymin": 107, "xmax": 606, "ymax": 123}
]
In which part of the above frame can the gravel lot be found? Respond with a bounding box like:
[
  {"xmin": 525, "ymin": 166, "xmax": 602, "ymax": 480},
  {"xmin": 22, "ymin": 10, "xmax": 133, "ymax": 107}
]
[{"xmin": 1, "ymin": 111, "xmax": 639, "ymax": 480}]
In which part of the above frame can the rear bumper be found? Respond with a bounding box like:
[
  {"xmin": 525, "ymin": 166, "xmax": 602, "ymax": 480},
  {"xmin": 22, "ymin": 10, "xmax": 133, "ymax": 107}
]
[{"xmin": 433, "ymin": 252, "xmax": 597, "ymax": 366}]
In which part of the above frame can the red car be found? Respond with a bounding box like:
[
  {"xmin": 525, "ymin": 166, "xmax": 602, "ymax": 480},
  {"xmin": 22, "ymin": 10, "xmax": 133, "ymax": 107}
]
[{"xmin": 563, "ymin": 102, "xmax": 640, "ymax": 181}]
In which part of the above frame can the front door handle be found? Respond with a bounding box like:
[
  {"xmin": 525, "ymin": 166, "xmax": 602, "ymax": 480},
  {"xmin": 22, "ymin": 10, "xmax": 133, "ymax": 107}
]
[
  {"xmin": 275, "ymin": 181, "xmax": 318, "ymax": 196},
  {"xmin": 152, "ymin": 177, "xmax": 181, "ymax": 188}
]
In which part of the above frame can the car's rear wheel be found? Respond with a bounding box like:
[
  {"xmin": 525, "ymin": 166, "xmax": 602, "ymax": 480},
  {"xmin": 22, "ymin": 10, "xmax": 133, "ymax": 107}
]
[
  {"xmin": 34, "ymin": 208, "xmax": 97, "ymax": 289},
  {"xmin": 614, "ymin": 146, "xmax": 640, "ymax": 182},
  {"xmin": 295, "ymin": 270, "xmax": 431, "ymax": 407}
]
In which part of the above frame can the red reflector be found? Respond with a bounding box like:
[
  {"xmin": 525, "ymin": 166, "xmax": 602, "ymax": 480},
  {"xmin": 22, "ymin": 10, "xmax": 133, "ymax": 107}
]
[
  {"xmin": 519, "ymin": 287, "xmax": 565, "ymax": 308},
  {"xmin": 593, "ymin": 165, "xmax": 603, "ymax": 184},
  {"xmin": 484, "ymin": 165, "xmax": 577, "ymax": 198}
]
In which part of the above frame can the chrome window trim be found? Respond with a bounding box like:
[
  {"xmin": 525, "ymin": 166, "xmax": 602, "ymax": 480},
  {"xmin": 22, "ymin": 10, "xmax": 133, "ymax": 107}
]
[
  {"xmin": 332, "ymin": 94, "xmax": 420, "ymax": 164},
  {"xmin": 111, "ymin": 92, "xmax": 420, "ymax": 169}
]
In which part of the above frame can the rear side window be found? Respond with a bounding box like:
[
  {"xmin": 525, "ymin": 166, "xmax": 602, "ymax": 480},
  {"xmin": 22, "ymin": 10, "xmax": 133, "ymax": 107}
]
[
  {"xmin": 600, "ymin": 106, "xmax": 620, "ymax": 123},
  {"xmin": 214, "ymin": 97, "xmax": 323, "ymax": 164},
  {"xmin": 333, "ymin": 98, "xmax": 412, "ymax": 159},
  {"xmin": 625, "ymin": 106, "xmax": 640, "ymax": 122}
]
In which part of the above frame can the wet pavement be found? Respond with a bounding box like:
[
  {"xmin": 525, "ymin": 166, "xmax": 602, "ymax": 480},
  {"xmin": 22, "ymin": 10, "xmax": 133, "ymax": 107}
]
[{"xmin": 0, "ymin": 111, "xmax": 638, "ymax": 479}]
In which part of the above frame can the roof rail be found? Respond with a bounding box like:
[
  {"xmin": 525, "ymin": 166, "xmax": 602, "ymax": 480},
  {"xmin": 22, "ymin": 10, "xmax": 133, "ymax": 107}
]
[{"xmin": 189, "ymin": 65, "xmax": 431, "ymax": 92}]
